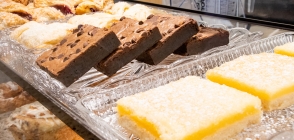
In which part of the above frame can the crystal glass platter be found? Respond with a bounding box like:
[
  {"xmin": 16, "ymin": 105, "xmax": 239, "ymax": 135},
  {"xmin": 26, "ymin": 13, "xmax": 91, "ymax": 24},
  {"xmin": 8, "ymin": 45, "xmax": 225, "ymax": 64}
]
[{"xmin": 77, "ymin": 32, "xmax": 294, "ymax": 140}]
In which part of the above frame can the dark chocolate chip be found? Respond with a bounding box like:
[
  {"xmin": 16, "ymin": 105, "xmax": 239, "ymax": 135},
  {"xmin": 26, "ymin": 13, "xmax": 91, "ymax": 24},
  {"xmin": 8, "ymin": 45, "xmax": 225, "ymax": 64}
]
[
  {"xmin": 162, "ymin": 32, "xmax": 167, "ymax": 36},
  {"xmin": 147, "ymin": 14, "xmax": 154, "ymax": 19},
  {"xmin": 60, "ymin": 39, "xmax": 67, "ymax": 45},
  {"xmin": 76, "ymin": 49, "xmax": 81, "ymax": 53},
  {"xmin": 111, "ymin": 22, "xmax": 117, "ymax": 27},
  {"xmin": 57, "ymin": 54, "xmax": 64, "ymax": 59},
  {"xmin": 77, "ymin": 25, "xmax": 83, "ymax": 30},
  {"xmin": 75, "ymin": 39, "xmax": 80, "ymax": 43},
  {"xmin": 88, "ymin": 31, "xmax": 93, "ymax": 36},
  {"xmin": 174, "ymin": 24, "xmax": 179, "ymax": 28},
  {"xmin": 73, "ymin": 28, "xmax": 79, "ymax": 34},
  {"xmin": 52, "ymin": 47, "xmax": 58, "ymax": 52},
  {"xmin": 103, "ymin": 28, "xmax": 108, "ymax": 31},
  {"xmin": 40, "ymin": 59, "xmax": 46, "ymax": 63},
  {"xmin": 83, "ymin": 42, "xmax": 88, "ymax": 48},
  {"xmin": 63, "ymin": 57, "xmax": 69, "ymax": 62},
  {"xmin": 131, "ymin": 38, "xmax": 136, "ymax": 43},
  {"xmin": 136, "ymin": 28, "xmax": 144, "ymax": 33},
  {"xmin": 120, "ymin": 16, "xmax": 126, "ymax": 21},
  {"xmin": 167, "ymin": 29, "xmax": 173, "ymax": 34},
  {"xmin": 67, "ymin": 43, "xmax": 72, "ymax": 46},
  {"xmin": 141, "ymin": 31, "xmax": 148, "ymax": 37},
  {"xmin": 159, "ymin": 20, "xmax": 164, "ymax": 23},
  {"xmin": 90, "ymin": 8, "xmax": 97, "ymax": 12},
  {"xmin": 120, "ymin": 36, "xmax": 125, "ymax": 40},
  {"xmin": 49, "ymin": 57, "xmax": 55, "ymax": 61},
  {"xmin": 138, "ymin": 21, "xmax": 144, "ymax": 25},
  {"xmin": 123, "ymin": 42, "xmax": 131, "ymax": 47},
  {"xmin": 77, "ymin": 31, "xmax": 84, "ymax": 37},
  {"xmin": 70, "ymin": 43, "xmax": 77, "ymax": 48}
]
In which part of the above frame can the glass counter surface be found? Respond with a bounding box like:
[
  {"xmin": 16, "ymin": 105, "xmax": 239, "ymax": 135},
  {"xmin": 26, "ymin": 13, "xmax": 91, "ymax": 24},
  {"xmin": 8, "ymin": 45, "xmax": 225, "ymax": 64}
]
[{"xmin": 1, "ymin": 1, "xmax": 294, "ymax": 139}]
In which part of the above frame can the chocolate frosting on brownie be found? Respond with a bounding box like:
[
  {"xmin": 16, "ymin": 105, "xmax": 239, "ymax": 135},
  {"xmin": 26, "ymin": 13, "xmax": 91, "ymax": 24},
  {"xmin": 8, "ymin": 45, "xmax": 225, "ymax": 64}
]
[
  {"xmin": 174, "ymin": 27, "xmax": 229, "ymax": 56},
  {"xmin": 95, "ymin": 17, "xmax": 162, "ymax": 76},
  {"xmin": 136, "ymin": 14, "xmax": 199, "ymax": 65},
  {"xmin": 36, "ymin": 24, "xmax": 120, "ymax": 86}
]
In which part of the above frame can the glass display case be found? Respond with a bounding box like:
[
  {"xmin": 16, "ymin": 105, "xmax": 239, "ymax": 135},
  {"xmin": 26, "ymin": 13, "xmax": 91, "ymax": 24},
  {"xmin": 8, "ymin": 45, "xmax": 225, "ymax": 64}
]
[{"xmin": 1, "ymin": 0, "xmax": 294, "ymax": 139}]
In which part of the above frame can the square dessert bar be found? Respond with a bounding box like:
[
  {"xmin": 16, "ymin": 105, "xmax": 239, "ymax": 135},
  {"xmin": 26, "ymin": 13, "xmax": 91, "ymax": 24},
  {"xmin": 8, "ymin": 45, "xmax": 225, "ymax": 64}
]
[
  {"xmin": 117, "ymin": 76, "xmax": 262, "ymax": 140},
  {"xmin": 136, "ymin": 14, "xmax": 199, "ymax": 65},
  {"xmin": 36, "ymin": 24, "xmax": 120, "ymax": 86},
  {"xmin": 95, "ymin": 17, "xmax": 162, "ymax": 76},
  {"xmin": 206, "ymin": 53, "xmax": 294, "ymax": 111},
  {"xmin": 174, "ymin": 27, "xmax": 229, "ymax": 56},
  {"xmin": 274, "ymin": 42, "xmax": 294, "ymax": 57}
]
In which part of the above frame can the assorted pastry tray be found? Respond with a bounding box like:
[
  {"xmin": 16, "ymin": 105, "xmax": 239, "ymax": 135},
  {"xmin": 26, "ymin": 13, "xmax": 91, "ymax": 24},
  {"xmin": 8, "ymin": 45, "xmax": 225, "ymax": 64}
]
[{"xmin": 2, "ymin": 1, "xmax": 294, "ymax": 139}]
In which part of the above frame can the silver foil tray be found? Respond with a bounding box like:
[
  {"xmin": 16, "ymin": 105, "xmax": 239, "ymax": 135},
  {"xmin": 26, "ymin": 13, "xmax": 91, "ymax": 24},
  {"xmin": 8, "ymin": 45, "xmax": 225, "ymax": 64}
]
[{"xmin": 77, "ymin": 32, "xmax": 294, "ymax": 140}]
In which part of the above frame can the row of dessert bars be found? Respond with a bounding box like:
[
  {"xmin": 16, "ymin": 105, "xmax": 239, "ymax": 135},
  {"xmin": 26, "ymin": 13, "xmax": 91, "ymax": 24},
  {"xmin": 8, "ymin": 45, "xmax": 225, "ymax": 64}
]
[
  {"xmin": 31, "ymin": 9, "xmax": 228, "ymax": 86},
  {"xmin": 116, "ymin": 42, "xmax": 294, "ymax": 139},
  {"xmin": 0, "ymin": 81, "xmax": 83, "ymax": 140},
  {"xmin": 0, "ymin": 0, "xmax": 114, "ymax": 29}
]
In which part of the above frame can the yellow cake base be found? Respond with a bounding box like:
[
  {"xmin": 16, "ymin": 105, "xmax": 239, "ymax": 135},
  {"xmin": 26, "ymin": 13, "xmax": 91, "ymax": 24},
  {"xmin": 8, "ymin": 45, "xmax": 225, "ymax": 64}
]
[{"xmin": 118, "ymin": 111, "xmax": 261, "ymax": 140}]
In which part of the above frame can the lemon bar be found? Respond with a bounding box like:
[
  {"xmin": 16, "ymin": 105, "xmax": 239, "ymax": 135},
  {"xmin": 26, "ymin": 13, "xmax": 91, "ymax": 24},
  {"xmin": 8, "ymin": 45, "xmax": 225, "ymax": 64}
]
[
  {"xmin": 274, "ymin": 42, "xmax": 294, "ymax": 57},
  {"xmin": 117, "ymin": 76, "xmax": 262, "ymax": 140},
  {"xmin": 206, "ymin": 53, "xmax": 294, "ymax": 111}
]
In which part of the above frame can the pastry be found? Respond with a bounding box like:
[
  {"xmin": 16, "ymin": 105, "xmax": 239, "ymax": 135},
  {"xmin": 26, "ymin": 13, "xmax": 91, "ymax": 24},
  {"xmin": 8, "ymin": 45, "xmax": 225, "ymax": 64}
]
[
  {"xmin": 105, "ymin": 2, "xmax": 130, "ymax": 16},
  {"xmin": 36, "ymin": 24, "xmax": 120, "ymax": 86},
  {"xmin": 0, "ymin": 81, "xmax": 35, "ymax": 113},
  {"xmin": 7, "ymin": 101, "xmax": 83, "ymax": 140},
  {"xmin": 10, "ymin": 21, "xmax": 76, "ymax": 49},
  {"xmin": 0, "ymin": 0, "xmax": 33, "ymax": 20},
  {"xmin": 123, "ymin": 4, "xmax": 155, "ymax": 21},
  {"xmin": 11, "ymin": 0, "xmax": 29, "ymax": 6},
  {"xmin": 67, "ymin": 12, "xmax": 119, "ymax": 28},
  {"xmin": 75, "ymin": 1, "xmax": 102, "ymax": 15},
  {"xmin": 30, "ymin": 7, "xmax": 65, "ymax": 22},
  {"xmin": 174, "ymin": 27, "xmax": 229, "ymax": 55},
  {"xmin": 0, "ymin": 12, "xmax": 28, "ymax": 30},
  {"xmin": 33, "ymin": 0, "xmax": 75, "ymax": 15},
  {"xmin": 117, "ymin": 76, "xmax": 262, "ymax": 140},
  {"xmin": 274, "ymin": 42, "xmax": 294, "ymax": 57},
  {"xmin": 206, "ymin": 53, "xmax": 294, "ymax": 111},
  {"xmin": 136, "ymin": 15, "xmax": 199, "ymax": 65},
  {"xmin": 95, "ymin": 17, "xmax": 162, "ymax": 76}
]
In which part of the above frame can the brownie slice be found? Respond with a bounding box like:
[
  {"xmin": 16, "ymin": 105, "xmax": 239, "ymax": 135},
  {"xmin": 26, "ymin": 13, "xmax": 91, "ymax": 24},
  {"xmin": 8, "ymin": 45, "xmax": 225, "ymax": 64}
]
[
  {"xmin": 36, "ymin": 24, "xmax": 120, "ymax": 86},
  {"xmin": 174, "ymin": 27, "xmax": 229, "ymax": 56},
  {"xmin": 95, "ymin": 17, "xmax": 162, "ymax": 76},
  {"xmin": 136, "ymin": 14, "xmax": 199, "ymax": 65}
]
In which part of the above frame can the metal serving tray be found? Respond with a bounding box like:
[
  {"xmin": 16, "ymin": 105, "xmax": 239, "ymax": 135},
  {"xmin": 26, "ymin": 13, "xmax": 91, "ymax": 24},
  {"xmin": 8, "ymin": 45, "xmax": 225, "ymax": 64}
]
[{"xmin": 77, "ymin": 32, "xmax": 294, "ymax": 140}]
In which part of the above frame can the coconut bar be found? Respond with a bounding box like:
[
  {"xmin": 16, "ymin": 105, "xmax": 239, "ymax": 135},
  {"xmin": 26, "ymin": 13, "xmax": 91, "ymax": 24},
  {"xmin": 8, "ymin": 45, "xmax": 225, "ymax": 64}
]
[
  {"xmin": 274, "ymin": 42, "xmax": 294, "ymax": 57},
  {"xmin": 36, "ymin": 24, "xmax": 120, "ymax": 86},
  {"xmin": 174, "ymin": 27, "xmax": 229, "ymax": 55},
  {"xmin": 117, "ymin": 76, "xmax": 262, "ymax": 140},
  {"xmin": 206, "ymin": 53, "xmax": 294, "ymax": 111},
  {"xmin": 95, "ymin": 17, "xmax": 162, "ymax": 76},
  {"xmin": 136, "ymin": 14, "xmax": 199, "ymax": 65}
]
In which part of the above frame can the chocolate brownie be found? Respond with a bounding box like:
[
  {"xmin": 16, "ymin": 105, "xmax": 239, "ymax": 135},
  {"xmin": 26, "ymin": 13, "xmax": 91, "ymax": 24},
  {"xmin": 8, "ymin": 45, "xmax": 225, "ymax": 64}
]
[
  {"xmin": 95, "ymin": 17, "xmax": 162, "ymax": 76},
  {"xmin": 174, "ymin": 27, "xmax": 229, "ymax": 56},
  {"xmin": 136, "ymin": 14, "xmax": 199, "ymax": 65},
  {"xmin": 36, "ymin": 24, "xmax": 120, "ymax": 86}
]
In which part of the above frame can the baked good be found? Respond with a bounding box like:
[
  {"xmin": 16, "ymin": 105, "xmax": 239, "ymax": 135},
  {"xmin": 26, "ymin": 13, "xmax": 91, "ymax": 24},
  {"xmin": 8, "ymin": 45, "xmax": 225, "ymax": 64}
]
[
  {"xmin": 123, "ymin": 4, "xmax": 155, "ymax": 21},
  {"xmin": 33, "ymin": 0, "xmax": 75, "ymax": 14},
  {"xmin": 95, "ymin": 17, "xmax": 162, "ymax": 76},
  {"xmin": 36, "ymin": 24, "xmax": 120, "ymax": 86},
  {"xmin": 106, "ymin": 2, "xmax": 130, "ymax": 16},
  {"xmin": 117, "ymin": 76, "xmax": 262, "ymax": 140},
  {"xmin": 274, "ymin": 42, "xmax": 294, "ymax": 57},
  {"xmin": 67, "ymin": 12, "xmax": 119, "ymax": 28},
  {"xmin": 174, "ymin": 27, "xmax": 229, "ymax": 55},
  {"xmin": 0, "ymin": 81, "xmax": 35, "ymax": 113},
  {"xmin": 206, "ymin": 53, "xmax": 294, "ymax": 111},
  {"xmin": 11, "ymin": 0, "xmax": 29, "ymax": 6},
  {"xmin": 0, "ymin": 0, "xmax": 33, "ymax": 20},
  {"xmin": 10, "ymin": 21, "xmax": 76, "ymax": 49},
  {"xmin": 7, "ymin": 101, "xmax": 83, "ymax": 140},
  {"xmin": 75, "ymin": 1, "xmax": 102, "ymax": 15},
  {"xmin": 0, "ymin": 12, "xmax": 28, "ymax": 30},
  {"xmin": 30, "ymin": 7, "xmax": 65, "ymax": 22},
  {"xmin": 136, "ymin": 15, "xmax": 199, "ymax": 65}
]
